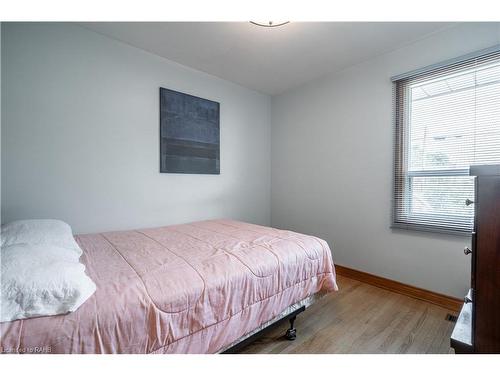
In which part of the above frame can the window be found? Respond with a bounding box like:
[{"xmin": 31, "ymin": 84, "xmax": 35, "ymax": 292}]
[{"xmin": 393, "ymin": 48, "xmax": 500, "ymax": 235}]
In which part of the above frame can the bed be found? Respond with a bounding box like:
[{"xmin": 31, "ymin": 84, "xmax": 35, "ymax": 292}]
[{"xmin": 0, "ymin": 219, "xmax": 337, "ymax": 354}]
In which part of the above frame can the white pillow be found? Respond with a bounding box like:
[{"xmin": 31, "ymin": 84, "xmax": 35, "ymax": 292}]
[
  {"xmin": 0, "ymin": 243, "xmax": 96, "ymax": 323},
  {"xmin": 1, "ymin": 219, "xmax": 82, "ymax": 256}
]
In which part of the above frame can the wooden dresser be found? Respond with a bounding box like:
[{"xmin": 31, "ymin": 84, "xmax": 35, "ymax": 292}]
[{"xmin": 451, "ymin": 165, "xmax": 500, "ymax": 353}]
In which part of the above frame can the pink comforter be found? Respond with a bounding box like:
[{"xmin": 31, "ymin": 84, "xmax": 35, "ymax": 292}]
[{"xmin": 0, "ymin": 220, "xmax": 337, "ymax": 354}]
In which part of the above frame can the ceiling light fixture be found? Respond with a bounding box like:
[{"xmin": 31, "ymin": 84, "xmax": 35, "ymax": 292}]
[{"xmin": 249, "ymin": 21, "xmax": 290, "ymax": 28}]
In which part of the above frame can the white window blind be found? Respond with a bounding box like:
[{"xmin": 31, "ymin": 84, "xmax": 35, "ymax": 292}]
[{"xmin": 393, "ymin": 48, "xmax": 500, "ymax": 235}]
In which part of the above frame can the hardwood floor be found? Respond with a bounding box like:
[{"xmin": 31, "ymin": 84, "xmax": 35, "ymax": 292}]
[{"xmin": 237, "ymin": 275, "xmax": 456, "ymax": 354}]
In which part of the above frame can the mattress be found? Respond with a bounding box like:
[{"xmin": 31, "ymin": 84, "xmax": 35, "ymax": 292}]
[{"xmin": 0, "ymin": 219, "xmax": 337, "ymax": 354}]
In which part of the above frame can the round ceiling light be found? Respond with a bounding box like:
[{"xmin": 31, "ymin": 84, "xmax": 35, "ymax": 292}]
[{"xmin": 249, "ymin": 21, "xmax": 290, "ymax": 28}]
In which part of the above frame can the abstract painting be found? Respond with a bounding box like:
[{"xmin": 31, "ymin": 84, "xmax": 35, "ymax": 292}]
[{"xmin": 160, "ymin": 88, "xmax": 220, "ymax": 174}]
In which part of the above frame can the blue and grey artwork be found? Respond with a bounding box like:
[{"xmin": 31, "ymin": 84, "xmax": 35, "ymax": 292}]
[{"xmin": 160, "ymin": 88, "xmax": 220, "ymax": 174}]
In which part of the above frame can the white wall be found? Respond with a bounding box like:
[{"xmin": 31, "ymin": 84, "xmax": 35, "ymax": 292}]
[
  {"xmin": 272, "ymin": 23, "xmax": 500, "ymax": 298},
  {"xmin": 4, "ymin": 22, "xmax": 500, "ymax": 298},
  {"xmin": 1, "ymin": 23, "xmax": 271, "ymax": 234}
]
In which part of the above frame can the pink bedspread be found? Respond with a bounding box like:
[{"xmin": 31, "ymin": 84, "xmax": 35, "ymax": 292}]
[{"xmin": 0, "ymin": 220, "xmax": 337, "ymax": 354}]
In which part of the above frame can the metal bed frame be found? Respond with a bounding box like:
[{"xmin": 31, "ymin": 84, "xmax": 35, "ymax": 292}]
[{"xmin": 221, "ymin": 305, "xmax": 306, "ymax": 354}]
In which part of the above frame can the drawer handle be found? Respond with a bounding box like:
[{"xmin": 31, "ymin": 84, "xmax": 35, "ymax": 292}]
[
  {"xmin": 465, "ymin": 199, "xmax": 474, "ymax": 206},
  {"xmin": 464, "ymin": 247, "xmax": 472, "ymax": 255},
  {"xmin": 464, "ymin": 296, "xmax": 472, "ymax": 304}
]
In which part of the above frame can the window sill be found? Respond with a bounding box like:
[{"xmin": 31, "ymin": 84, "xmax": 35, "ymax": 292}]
[{"xmin": 390, "ymin": 222, "xmax": 472, "ymax": 237}]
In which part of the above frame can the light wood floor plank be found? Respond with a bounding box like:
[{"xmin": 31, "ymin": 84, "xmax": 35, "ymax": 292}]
[{"xmin": 237, "ymin": 275, "xmax": 455, "ymax": 354}]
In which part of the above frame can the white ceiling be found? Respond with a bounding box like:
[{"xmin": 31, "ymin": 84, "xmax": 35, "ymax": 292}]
[{"xmin": 80, "ymin": 22, "xmax": 454, "ymax": 95}]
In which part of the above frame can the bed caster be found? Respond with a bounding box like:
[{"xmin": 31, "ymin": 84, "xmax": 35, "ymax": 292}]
[
  {"xmin": 285, "ymin": 328, "xmax": 297, "ymax": 340},
  {"xmin": 284, "ymin": 316, "xmax": 297, "ymax": 340}
]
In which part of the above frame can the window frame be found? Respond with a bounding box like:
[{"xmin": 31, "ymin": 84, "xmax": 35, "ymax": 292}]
[{"xmin": 390, "ymin": 45, "xmax": 500, "ymax": 236}]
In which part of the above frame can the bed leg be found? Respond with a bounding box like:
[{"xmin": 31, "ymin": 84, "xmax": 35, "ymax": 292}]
[{"xmin": 284, "ymin": 316, "xmax": 297, "ymax": 341}]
